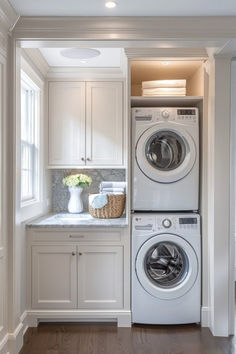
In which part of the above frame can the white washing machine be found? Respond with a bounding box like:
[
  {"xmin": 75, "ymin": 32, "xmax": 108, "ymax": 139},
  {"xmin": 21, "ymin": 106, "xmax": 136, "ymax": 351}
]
[
  {"xmin": 132, "ymin": 213, "xmax": 201, "ymax": 324},
  {"xmin": 132, "ymin": 107, "xmax": 199, "ymax": 211}
]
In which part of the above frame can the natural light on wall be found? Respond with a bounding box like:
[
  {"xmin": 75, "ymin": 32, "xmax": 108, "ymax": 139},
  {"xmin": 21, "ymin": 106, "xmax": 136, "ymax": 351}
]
[{"xmin": 21, "ymin": 70, "xmax": 40, "ymax": 204}]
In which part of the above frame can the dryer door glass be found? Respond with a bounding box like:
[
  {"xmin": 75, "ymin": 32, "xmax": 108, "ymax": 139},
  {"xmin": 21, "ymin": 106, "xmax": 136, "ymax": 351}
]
[
  {"xmin": 144, "ymin": 242, "xmax": 189, "ymax": 288},
  {"xmin": 145, "ymin": 131, "xmax": 186, "ymax": 171}
]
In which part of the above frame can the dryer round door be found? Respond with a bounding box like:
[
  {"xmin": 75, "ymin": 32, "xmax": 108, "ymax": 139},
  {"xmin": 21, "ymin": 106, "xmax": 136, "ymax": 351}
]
[
  {"xmin": 136, "ymin": 123, "xmax": 197, "ymax": 183},
  {"xmin": 136, "ymin": 234, "xmax": 198, "ymax": 300}
]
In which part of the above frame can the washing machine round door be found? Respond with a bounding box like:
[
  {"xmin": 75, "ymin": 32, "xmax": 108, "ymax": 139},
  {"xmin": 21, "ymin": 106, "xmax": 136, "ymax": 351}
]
[
  {"xmin": 136, "ymin": 123, "xmax": 196, "ymax": 183},
  {"xmin": 136, "ymin": 234, "xmax": 198, "ymax": 300}
]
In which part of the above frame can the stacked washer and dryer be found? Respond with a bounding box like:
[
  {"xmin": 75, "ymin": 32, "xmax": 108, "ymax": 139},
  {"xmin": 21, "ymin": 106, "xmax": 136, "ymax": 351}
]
[{"xmin": 131, "ymin": 107, "xmax": 201, "ymax": 325}]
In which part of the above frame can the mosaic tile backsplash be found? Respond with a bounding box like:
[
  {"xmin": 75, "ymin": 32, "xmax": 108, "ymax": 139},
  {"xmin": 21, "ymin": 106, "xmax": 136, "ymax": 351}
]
[{"xmin": 52, "ymin": 169, "xmax": 126, "ymax": 212}]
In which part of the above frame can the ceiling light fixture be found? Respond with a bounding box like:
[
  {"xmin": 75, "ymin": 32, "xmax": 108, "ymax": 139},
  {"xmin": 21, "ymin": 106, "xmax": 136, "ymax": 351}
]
[
  {"xmin": 105, "ymin": 1, "xmax": 117, "ymax": 8},
  {"xmin": 80, "ymin": 60, "xmax": 88, "ymax": 64},
  {"xmin": 60, "ymin": 48, "xmax": 101, "ymax": 59}
]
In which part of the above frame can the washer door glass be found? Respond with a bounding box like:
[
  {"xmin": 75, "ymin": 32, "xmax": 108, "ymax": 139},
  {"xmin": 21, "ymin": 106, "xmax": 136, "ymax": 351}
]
[
  {"xmin": 145, "ymin": 131, "xmax": 186, "ymax": 171},
  {"xmin": 135, "ymin": 234, "xmax": 198, "ymax": 300},
  {"xmin": 145, "ymin": 242, "xmax": 189, "ymax": 288}
]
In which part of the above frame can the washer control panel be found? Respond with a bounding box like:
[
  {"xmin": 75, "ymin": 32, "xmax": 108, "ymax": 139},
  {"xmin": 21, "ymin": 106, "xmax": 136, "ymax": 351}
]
[
  {"xmin": 132, "ymin": 107, "xmax": 198, "ymax": 124},
  {"xmin": 162, "ymin": 218, "xmax": 172, "ymax": 228},
  {"xmin": 133, "ymin": 214, "xmax": 200, "ymax": 234}
]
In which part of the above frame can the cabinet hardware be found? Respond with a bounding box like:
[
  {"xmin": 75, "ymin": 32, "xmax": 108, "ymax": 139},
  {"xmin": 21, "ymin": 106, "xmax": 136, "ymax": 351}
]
[
  {"xmin": 81, "ymin": 157, "xmax": 85, "ymax": 161},
  {"xmin": 79, "ymin": 252, "xmax": 83, "ymax": 256},
  {"xmin": 86, "ymin": 158, "xmax": 91, "ymax": 161},
  {"xmin": 69, "ymin": 235, "xmax": 85, "ymax": 238},
  {"xmin": 72, "ymin": 252, "xmax": 76, "ymax": 256}
]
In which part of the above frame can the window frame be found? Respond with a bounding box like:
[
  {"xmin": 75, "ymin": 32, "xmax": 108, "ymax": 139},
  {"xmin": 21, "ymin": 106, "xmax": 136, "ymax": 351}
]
[{"xmin": 20, "ymin": 71, "xmax": 40, "ymax": 205}]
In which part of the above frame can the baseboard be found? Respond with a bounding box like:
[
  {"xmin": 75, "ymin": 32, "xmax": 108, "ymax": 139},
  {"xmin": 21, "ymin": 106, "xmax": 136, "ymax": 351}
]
[
  {"xmin": 0, "ymin": 333, "xmax": 9, "ymax": 354},
  {"xmin": 27, "ymin": 309, "xmax": 132, "ymax": 328},
  {"xmin": 0, "ymin": 311, "xmax": 28, "ymax": 354},
  {"xmin": 201, "ymin": 306, "xmax": 210, "ymax": 327}
]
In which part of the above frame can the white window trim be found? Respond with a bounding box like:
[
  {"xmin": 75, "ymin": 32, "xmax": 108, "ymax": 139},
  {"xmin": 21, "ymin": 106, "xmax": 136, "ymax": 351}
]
[
  {"xmin": 21, "ymin": 71, "xmax": 40, "ymax": 205},
  {"xmin": 20, "ymin": 56, "xmax": 45, "ymax": 222}
]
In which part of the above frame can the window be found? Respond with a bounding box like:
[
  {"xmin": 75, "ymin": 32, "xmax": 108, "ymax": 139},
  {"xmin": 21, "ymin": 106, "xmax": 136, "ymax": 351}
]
[{"xmin": 21, "ymin": 71, "xmax": 40, "ymax": 204}]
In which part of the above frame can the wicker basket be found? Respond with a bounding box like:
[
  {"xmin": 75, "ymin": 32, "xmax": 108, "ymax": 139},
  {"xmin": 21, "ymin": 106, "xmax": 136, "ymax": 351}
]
[{"xmin": 89, "ymin": 194, "xmax": 126, "ymax": 219}]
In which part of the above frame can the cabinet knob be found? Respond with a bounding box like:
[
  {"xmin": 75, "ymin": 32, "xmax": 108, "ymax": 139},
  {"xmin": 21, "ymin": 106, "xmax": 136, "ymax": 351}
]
[
  {"xmin": 81, "ymin": 157, "xmax": 85, "ymax": 161},
  {"xmin": 72, "ymin": 252, "xmax": 76, "ymax": 256},
  {"xmin": 79, "ymin": 252, "xmax": 83, "ymax": 256},
  {"xmin": 86, "ymin": 158, "xmax": 91, "ymax": 161}
]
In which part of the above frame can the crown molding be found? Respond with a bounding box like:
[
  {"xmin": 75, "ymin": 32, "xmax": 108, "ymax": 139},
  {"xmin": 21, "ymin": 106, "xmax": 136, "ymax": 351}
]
[
  {"xmin": 125, "ymin": 47, "xmax": 208, "ymax": 59},
  {"xmin": 13, "ymin": 16, "xmax": 236, "ymax": 40},
  {"xmin": 0, "ymin": 0, "xmax": 19, "ymax": 33},
  {"xmin": 46, "ymin": 66, "xmax": 125, "ymax": 79}
]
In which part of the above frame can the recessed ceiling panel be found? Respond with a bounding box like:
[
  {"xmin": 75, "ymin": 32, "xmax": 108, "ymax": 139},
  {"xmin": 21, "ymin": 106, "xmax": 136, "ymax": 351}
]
[
  {"xmin": 39, "ymin": 48, "xmax": 121, "ymax": 67},
  {"xmin": 9, "ymin": 0, "xmax": 236, "ymax": 16}
]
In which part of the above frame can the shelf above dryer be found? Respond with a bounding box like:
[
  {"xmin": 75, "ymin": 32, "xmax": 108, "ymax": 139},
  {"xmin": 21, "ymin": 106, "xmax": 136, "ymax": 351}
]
[{"xmin": 130, "ymin": 96, "xmax": 203, "ymax": 108}]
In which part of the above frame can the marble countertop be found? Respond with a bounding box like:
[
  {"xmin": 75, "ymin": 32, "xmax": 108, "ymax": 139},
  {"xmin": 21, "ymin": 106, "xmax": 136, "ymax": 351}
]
[{"xmin": 26, "ymin": 212, "xmax": 128, "ymax": 228}]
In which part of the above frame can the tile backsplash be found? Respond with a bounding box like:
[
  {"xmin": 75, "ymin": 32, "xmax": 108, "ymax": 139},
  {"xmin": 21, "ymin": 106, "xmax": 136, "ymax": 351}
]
[{"xmin": 52, "ymin": 169, "xmax": 126, "ymax": 212}]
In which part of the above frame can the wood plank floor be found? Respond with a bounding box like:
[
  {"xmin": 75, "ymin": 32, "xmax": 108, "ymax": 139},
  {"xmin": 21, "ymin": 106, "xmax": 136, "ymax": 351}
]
[{"xmin": 19, "ymin": 322, "xmax": 236, "ymax": 354}]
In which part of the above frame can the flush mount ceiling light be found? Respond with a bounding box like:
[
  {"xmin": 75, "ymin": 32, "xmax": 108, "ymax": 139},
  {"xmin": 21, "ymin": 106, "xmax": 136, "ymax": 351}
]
[
  {"xmin": 60, "ymin": 48, "xmax": 101, "ymax": 60},
  {"xmin": 105, "ymin": 1, "xmax": 117, "ymax": 8}
]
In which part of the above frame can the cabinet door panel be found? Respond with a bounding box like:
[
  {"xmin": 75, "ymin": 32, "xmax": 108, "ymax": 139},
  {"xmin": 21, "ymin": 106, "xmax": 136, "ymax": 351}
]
[
  {"xmin": 48, "ymin": 81, "xmax": 85, "ymax": 166},
  {"xmin": 86, "ymin": 82, "xmax": 123, "ymax": 166},
  {"xmin": 78, "ymin": 246, "xmax": 123, "ymax": 309},
  {"xmin": 32, "ymin": 245, "xmax": 77, "ymax": 309}
]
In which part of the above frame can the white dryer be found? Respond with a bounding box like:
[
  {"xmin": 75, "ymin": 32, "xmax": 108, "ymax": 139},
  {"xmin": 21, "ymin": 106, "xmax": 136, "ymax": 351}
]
[
  {"xmin": 132, "ymin": 213, "xmax": 201, "ymax": 325},
  {"xmin": 132, "ymin": 107, "xmax": 199, "ymax": 211}
]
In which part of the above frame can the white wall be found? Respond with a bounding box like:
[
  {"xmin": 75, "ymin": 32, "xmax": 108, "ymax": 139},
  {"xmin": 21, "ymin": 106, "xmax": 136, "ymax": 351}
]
[
  {"xmin": 0, "ymin": 30, "xmax": 9, "ymax": 354},
  {"xmin": 231, "ymin": 60, "xmax": 236, "ymax": 280}
]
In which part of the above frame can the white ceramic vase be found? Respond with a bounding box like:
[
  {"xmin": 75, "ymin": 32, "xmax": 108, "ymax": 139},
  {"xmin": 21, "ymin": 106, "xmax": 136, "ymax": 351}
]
[{"xmin": 68, "ymin": 186, "xmax": 83, "ymax": 213}]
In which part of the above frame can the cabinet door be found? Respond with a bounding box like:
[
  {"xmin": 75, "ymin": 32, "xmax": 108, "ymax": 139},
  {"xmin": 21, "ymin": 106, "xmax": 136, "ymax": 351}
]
[
  {"xmin": 48, "ymin": 81, "xmax": 86, "ymax": 166},
  {"xmin": 78, "ymin": 245, "xmax": 123, "ymax": 309},
  {"xmin": 86, "ymin": 82, "xmax": 123, "ymax": 166},
  {"xmin": 32, "ymin": 245, "xmax": 77, "ymax": 309}
]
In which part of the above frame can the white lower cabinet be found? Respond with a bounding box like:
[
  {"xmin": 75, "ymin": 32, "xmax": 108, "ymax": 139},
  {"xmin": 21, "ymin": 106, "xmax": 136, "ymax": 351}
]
[
  {"xmin": 32, "ymin": 245, "xmax": 77, "ymax": 309},
  {"xmin": 31, "ymin": 241, "xmax": 124, "ymax": 310},
  {"xmin": 78, "ymin": 245, "xmax": 123, "ymax": 309}
]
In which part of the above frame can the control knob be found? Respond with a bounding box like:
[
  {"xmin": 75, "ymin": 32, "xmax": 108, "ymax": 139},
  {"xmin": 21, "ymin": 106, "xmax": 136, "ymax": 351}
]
[
  {"xmin": 161, "ymin": 110, "xmax": 169, "ymax": 119},
  {"xmin": 162, "ymin": 218, "xmax": 172, "ymax": 228}
]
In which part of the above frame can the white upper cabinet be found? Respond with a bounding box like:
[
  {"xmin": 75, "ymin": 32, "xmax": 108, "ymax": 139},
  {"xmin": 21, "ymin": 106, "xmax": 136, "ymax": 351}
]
[
  {"xmin": 48, "ymin": 80, "xmax": 124, "ymax": 168},
  {"xmin": 86, "ymin": 82, "xmax": 123, "ymax": 166},
  {"xmin": 48, "ymin": 81, "xmax": 86, "ymax": 166}
]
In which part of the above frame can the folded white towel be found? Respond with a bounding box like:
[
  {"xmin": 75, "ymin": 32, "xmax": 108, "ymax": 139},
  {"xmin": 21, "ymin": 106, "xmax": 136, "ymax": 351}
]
[
  {"xmin": 101, "ymin": 191, "xmax": 124, "ymax": 195},
  {"xmin": 100, "ymin": 181, "xmax": 126, "ymax": 193},
  {"xmin": 142, "ymin": 79, "xmax": 186, "ymax": 89},
  {"xmin": 142, "ymin": 87, "xmax": 186, "ymax": 96},
  {"xmin": 101, "ymin": 188, "xmax": 125, "ymax": 193}
]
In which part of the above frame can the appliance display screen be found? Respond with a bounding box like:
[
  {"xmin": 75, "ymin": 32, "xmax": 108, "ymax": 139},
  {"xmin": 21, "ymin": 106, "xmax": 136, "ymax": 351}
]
[
  {"xmin": 179, "ymin": 218, "xmax": 198, "ymax": 225},
  {"xmin": 177, "ymin": 109, "xmax": 196, "ymax": 115}
]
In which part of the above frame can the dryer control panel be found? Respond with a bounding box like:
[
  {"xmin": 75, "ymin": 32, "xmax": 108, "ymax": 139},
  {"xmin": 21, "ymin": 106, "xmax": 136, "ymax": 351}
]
[
  {"xmin": 132, "ymin": 107, "xmax": 198, "ymax": 125},
  {"xmin": 133, "ymin": 213, "xmax": 200, "ymax": 235}
]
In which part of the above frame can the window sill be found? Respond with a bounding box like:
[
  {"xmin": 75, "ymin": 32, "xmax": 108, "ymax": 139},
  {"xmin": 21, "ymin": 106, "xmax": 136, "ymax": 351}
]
[
  {"xmin": 21, "ymin": 198, "xmax": 39, "ymax": 209},
  {"xmin": 20, "ymin": 199, "xmax": 44, "ymax": 223}
]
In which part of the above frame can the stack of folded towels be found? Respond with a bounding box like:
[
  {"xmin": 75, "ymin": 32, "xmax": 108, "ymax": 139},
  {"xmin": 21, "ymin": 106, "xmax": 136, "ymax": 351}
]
[
  {"xmin": 142, "ymin": 79, "xmax": 186, "ymax": 97},
  {"xmin": 100, "ymin": 181, "xmax": 126, "ymax": 195},
  {"xmin": 89, "ymin": 181, "xmax": 126, "ymax": 210}
]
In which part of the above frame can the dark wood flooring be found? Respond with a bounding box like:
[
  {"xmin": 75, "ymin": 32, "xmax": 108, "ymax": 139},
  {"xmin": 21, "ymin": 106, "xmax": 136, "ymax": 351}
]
[{"xmin": 19, "ymin": 322, "xmax": 236, "ymax": 354}]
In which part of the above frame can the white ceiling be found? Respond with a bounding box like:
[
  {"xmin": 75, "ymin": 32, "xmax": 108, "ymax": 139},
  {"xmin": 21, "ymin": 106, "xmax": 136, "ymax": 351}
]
[
  {"xmin": 39, "ymin": 48, "xmax": 122, "ymax": 67},
  {"xmin": 9, "ymin": 0, "xmax": 236, "ymax": 16}
]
